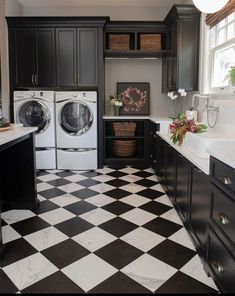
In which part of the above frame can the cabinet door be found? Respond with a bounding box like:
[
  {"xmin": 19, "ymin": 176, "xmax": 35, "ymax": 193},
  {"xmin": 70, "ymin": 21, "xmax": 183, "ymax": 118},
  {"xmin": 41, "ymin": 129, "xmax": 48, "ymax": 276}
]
[
  {"xmin": 56, "ymin": 28, "xmax": 77, "ymax": 87},
  {"xmin": 189, "ymin": 167, "xmax": 210, "ymax": 253},
  {"xmin": 175, "ymin": 153, "xmax": 191, "ymax": 223},
  {"xmin": 77, "ymin": 28, "xmax": 98, "ymax": 87},
  {"xmin": 146, "ymin": 121, "xmax": 158, "ymax": 168},
  {"xmin": 14, "ymin": 29, "xmax": 35, "ymax": 87},
  {"xmin": 156, "ymin": 136, "xmax": 166, "ymax": 184},
  {"xmin": 35, "ymin": 28, "xmax": 56, "ymax": 86},
  {"xmin": 165, "ymin": 143, "xmax": 176, "ymax": 201}
]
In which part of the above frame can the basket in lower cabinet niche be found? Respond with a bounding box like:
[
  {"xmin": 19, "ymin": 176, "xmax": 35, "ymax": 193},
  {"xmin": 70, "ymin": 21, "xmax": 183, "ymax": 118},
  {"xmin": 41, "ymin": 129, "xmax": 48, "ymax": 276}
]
[{"xmin": 104, "ymin": 119, "xmax": 146, "ymax": 166}]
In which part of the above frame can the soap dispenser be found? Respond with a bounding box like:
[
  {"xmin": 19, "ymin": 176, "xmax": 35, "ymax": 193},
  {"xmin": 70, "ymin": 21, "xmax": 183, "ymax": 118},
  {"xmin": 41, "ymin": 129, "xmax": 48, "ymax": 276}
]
[{"xmin": 186, "ymin": 107, "xmax": 198, "ymax": 121}]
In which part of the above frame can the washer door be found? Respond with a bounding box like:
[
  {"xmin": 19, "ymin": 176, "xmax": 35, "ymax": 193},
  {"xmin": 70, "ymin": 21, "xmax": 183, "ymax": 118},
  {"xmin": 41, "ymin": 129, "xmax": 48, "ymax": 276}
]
[
  {"xmin": 60, "ymin": 101, "xmax": 93, "ymax": 136},
  {"xmin": 17, "ymin": 100, "xmax": 50, "ymax": 134}
]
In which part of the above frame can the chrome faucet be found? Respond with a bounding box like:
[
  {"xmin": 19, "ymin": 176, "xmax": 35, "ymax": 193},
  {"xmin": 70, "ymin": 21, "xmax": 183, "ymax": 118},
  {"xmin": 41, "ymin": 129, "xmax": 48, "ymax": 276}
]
[{"xmin": 191, "ymin": 94, "xmax": 209, "ymax": 111}]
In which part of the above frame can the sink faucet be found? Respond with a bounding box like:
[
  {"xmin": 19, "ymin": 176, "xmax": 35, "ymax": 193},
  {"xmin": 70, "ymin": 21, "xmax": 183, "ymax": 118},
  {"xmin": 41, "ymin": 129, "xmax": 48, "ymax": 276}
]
[{"xmin": 191, "ymin": 94, "xmax": 209, "ymax": 111}]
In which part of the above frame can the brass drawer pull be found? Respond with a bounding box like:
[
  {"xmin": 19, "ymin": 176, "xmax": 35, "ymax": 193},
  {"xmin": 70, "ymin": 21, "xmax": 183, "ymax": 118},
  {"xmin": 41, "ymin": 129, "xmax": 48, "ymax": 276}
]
[
  {"xmin": 217, "ymin": 213, "xmax": 229, "ymax": 225},
  {"xmin": 219, "ymin": 175, "xmax": 232, "ymax": 185},
  {"xmin": 211, "ymin": 261, "xmax": 224, "ymax": 273}
]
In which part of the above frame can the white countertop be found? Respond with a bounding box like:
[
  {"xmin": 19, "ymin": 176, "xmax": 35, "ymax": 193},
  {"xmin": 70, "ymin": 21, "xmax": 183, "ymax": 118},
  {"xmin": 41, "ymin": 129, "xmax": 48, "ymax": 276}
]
[
  {"xmin": 157, "ymin": 131, "xmax": 210, "ymax": 175},
  {"xmin": 0, "ymin": 126, "xmax": 38, "ymax": 146},
  {"xmin": 208, "ymin": 145, "xmax": 235, "ymax": 170},
  {"xmin": 103, "ymin": 115, "xmax": 172, "ymax": 124}
]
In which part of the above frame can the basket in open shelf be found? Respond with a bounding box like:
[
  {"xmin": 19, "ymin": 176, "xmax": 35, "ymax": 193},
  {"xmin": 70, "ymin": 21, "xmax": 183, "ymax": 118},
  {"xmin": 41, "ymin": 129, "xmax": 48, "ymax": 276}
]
[
  {"xmin": 113, "ymin": 122, "xmax": 136, "ymax": 137},
  {"xmin": 112, "ymin": 139, "xmax": 136, "ymax": 157}
]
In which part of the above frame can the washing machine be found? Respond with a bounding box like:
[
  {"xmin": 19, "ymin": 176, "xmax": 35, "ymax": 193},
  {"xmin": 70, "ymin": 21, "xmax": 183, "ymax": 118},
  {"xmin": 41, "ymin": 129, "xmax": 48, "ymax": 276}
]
[
  {"xmin": 14, "ymin": 91, "xmax": 56, "ymax": 169},
  {"xmin": 55, "ymin": 91, "xmax": 97, "ymax": 170}
]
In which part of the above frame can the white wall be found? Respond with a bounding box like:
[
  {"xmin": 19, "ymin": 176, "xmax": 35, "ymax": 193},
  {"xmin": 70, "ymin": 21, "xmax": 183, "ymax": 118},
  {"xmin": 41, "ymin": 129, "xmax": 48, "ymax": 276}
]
[
  {"xmin": 0, "ymin": 0, "xmax": 23, "ymax": 119},
  {"xmin": 105, "ymin": 59, "xmax": 172, "ymax": 117},
  {"xmin": 23, "ymin": 5, "xmax": 169, "ymax": 20}
]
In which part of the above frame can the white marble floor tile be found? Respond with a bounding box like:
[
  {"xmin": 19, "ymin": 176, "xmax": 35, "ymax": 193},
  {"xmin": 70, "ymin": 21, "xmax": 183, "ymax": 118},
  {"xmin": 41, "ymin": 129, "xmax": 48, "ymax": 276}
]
[
  {"xmin": 2, "ymin": 225, "xmax": 21, "ymax": 244},
  {"xmin": 121, "ymin": 253, "xmax": 177, "ymax": 292},
  {"xmin": 3, "ymin": 253, "xmax": 58, "ymax": 290},
  {"xmin": 180, "ymin": 255, "xmax": 218, "ymax": 290},
  {"xmin": 144, "ymin": 168, "xmax": 155, "ymax": 173},
  {"xmin": 39, "ymin": 208, "xmax": 76, "ymax": 225},
  {"xmin": 85, "ymin": 194, "xmax": 115, "ymax": 207},
  {"xmin": 37, "ymin": 194, "xmax": 46, "ymax": 202},
  {"xmin": 96, "ymin": 167, "xmax": 115, "ymax": 174},
  {"xmin": 72, "ymin": 227, "xmax": 117, "ymax": 252},
  {"xmin": 46, "ymin": 169, "xmax": 62, "ymax": 174},
  {"xmin": 120, "ymin": 227, "xmax": 165, "ymax": 252},
  {"xmin": 92, "ymin": 175, "xmax": 115, "ymax": 183},
  {"xmin": 168, "ymin": 228, "xmax": 196, "ymax": 251},
  {"xmin": 58, "ymin": 183, "xmax": 84, "ymax": 193},
  {"xmin": 50, "ymin": 194, "xmax": 81, "ymax": 207},
  {"xmin": 120, "ymin": 208, "xmax": 156, "ymax": 226},
  {"xmin": 119, "ymin": 167, "xmax": 139, "ymax": 174},
  {"xmin": 160, "ymin": 208, "xmax": 183, "ymax": 225},
  {"xmin": 119, "ymin": 175, "xmax": 142, "ymax": 183},
  {"xmin": 154, "ymin": 194, "xmax": 173, "ymax": 207},
  {"xmin": 64, "ymin": 175, "xmax": 87, "ymax": 182},
  {"xmin": 37, "ymin": 174, "xmax": 60, "ymax": 182},
  {"xmin": 150, "ymin": 184, "xmax": 165, "ymax": 193},
  {"xmin": 88, "ymin": 183, "xmax": 115, "ymax": 194},
  {"xmin": 37, "ymin": 182, "xmax": 54, "ymax": 192},
  {"xmin": 24, "ymin": 226, "xmax": 68, "ymax": 251},
  {"xmin": 120, "ymin": 194, "xmax": 151, "ymax": 207},
  {"xmin": 62, "ymin": 253, "xmax": 117, "ymax": 292},
  {"xmin": 1, "ymin": 210, "xmax": 36, "ymax": 225},
  {"xmin": 80, "ymin": 208, "xmax": 115, "ymax": 226},
  {"xmin": 146, "ymin": 175, "xmax": 160, "ymax": 182},
  {"xmin": 120, "ymin": 184, "xmax": 146, "ymax": 194}
]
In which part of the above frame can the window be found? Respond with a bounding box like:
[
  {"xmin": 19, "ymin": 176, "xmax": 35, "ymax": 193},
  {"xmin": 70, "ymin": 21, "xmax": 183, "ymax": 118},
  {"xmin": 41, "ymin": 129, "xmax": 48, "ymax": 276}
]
[{"xmin": 209, "ymin": 12, "xmax": 235, "ymax": 91}]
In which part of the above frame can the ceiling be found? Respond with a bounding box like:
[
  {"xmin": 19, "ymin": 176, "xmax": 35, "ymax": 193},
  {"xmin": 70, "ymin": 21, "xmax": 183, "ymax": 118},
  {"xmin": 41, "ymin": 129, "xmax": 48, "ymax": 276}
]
[{"xmin": 18, "ymin": 0, "xmax": 186, "ymax": 7}]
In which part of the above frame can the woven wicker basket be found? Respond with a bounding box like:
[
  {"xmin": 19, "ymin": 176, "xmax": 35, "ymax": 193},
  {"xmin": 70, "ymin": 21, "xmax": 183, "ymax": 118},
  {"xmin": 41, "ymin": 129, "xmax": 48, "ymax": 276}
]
[
  {"xmin": 113, "ymin": 140, "xmax": 136, "ymax": 157},
  {"xmin": 113, "ymin": 122, "xmax": 136, "ymax": 137},
  {"xmin": 109, "ymin": 34, "xmax": 130, "ymax": 50},
  {"xmin": 140, "ymin": 34, "xmax": 161, "ymax": 51}
]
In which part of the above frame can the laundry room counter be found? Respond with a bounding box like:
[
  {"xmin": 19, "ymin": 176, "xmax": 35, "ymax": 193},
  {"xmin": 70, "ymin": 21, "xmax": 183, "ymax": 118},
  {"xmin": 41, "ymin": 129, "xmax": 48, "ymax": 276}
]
[{"xmin": 0, "ymin": 126, "xmax": 39, "ymax": 261}]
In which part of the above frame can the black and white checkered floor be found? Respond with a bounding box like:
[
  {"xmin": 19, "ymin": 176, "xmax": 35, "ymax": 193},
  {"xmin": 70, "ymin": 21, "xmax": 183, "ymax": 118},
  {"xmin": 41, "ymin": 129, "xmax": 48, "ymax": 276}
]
[{"xmin": 1, "ymin": 167, "xmax": 218, "ymax": 293}]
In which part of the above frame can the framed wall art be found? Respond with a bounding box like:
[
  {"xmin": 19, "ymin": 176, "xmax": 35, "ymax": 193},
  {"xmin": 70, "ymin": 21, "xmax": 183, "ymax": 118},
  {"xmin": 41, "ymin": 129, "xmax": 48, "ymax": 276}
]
[{"xmin": 117, "ymin": 82, "xmax": 150, "ymax": 115}]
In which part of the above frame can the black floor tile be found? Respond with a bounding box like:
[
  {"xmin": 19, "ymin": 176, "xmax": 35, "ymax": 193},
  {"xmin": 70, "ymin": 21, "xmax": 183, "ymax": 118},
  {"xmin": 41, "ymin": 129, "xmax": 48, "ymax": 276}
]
[
  {"xmin": 55, "ymin": 217, "xmax": 94, "ymax": 237},
  {"xmin": 71, "ymin": 188, "xmax": 98, "ymax": 199},
  {"xmin": 105, "ymin": 188, "xmax": 131, "ymax": 199},
  {"xmin": 1, "ymin": 238, "xmax": 37, "ymax": 267},
  {"xmin": 56, "ymin": 171, "xmax": 76, "ymax": 178},
  {"xmin": 89, "ymin": 271, "xmax": 151, "ymax": 294},
  {"xmin": 36, "ymin": 170, "xmax": 49, "ymax": 177},
  {"xmin": 22, "ymin": 271, "xmax": 84, "ymax": 293},
  {"xmin": 39, "ymin": 188, "xmax": 66, "ymax": 199},
  {"xmin": 47, "ymin": 178, "xmax": 71, "ymax": 187},
  {"xmin": 99, "ymin": 217, "xmax": 138, "ymax": 237},
  {"xmin": 107, "ymin": 171, "xmax": 127, "ymax": 178},
  {"xmin": 64, "ymin": 201, "xmax": 96, "ymax": 215},
  {"xmin": 81, "ymin": 171, "xmax": 102, "ymax": 178},
  {"xmin": 102, "ymin": 201, "xmax": 134, "ymax": 216},
  {"xmin": 139, "ymin": 201, "xmax": 172, "ymax": 216},
  {"xmin": 148, "ymin": 239, "xmax": 196, "ymax": 269},
  {"xmin": 134, "ymin": 179, "xmax": 158, "ymax": 188},
  {"xmin": 138, "ymin": 188, "xmax": 165, "ymax": 199},
  {"xmin": 106, "ymin": 179, "xmax": 129, "ymax": 188},
  {"xmin": 11, "ymin": 216, "xmax": 50, "ymax": 236},
  {"xmin": 95, "ymin": 239, "xmax": 143, "ymax": 269},
  {"xmin": 143, "ymin": 217, "xmax": 182, "ymax": 237},
  {"xmin": 77, "ymin": 179, "xmax": 101, "ymax": 187},
  {"xmin": 0, "ymin": 270, "xmax": 18, "ymax": 293},
  {"xmin": 156, "ymin": 271, "xmax": 218, "ymax": 294},
  {"xmin": 133, "ymin": 171, "xmax": 153, "ymax": 178},
  {"xmin": 41, "ymin": 239, "xmax": 89, "ymax": 269},
  {"xmin": 32, "ymin": 200, "xmax": 59, "ymax": 215}
]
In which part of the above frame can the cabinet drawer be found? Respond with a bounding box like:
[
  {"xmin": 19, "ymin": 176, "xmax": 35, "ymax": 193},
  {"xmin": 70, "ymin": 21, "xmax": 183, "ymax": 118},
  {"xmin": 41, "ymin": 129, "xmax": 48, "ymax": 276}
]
[
  {"xmin": 210, "ymin": 184, "xmax": 235, "ymax": 246},
  {"xmin": 210, "ymin": 157, "xmax": 235, "ymax": 194},
  {"xmin": 207, "ymin": 225, "xmax": 235, "ymax": 293}
]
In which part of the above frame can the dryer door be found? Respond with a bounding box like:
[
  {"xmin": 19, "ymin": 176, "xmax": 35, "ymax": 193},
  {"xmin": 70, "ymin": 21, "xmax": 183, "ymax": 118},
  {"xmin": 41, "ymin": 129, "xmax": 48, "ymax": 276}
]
[
  {"xmin": 17, "ymin": 100, "xmax": 50, "ymax": 134},
  {"xmin": 60, "ymin": 101, "xmax": 93, "ymax": 136}
]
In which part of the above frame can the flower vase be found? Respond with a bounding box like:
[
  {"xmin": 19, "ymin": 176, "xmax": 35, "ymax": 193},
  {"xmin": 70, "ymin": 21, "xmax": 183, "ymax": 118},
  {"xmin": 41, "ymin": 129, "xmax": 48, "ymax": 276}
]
[{"xmin": 114, "ymin": 106, "xmax": 120, "ymax": 116}]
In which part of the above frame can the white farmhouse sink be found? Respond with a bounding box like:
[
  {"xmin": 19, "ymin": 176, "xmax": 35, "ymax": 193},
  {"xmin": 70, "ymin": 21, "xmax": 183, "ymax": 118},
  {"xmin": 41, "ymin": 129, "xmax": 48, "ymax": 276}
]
[{"xmin": 183, "ymin": 131, "xmax": 235, "ymax": 158}]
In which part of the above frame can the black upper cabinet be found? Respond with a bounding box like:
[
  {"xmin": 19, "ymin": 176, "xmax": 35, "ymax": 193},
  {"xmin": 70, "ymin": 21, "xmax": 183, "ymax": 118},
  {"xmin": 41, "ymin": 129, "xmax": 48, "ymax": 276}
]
[
  {"xmin": 162, "ymin": 5, "xmax": 201, "ymax": 92},
  {"xmin": 10, "ymin": 28, "xmax": 55, "ymax": 87},
  {"xmin": 56, "ymin": 28, "xmax": 98, "ymax": 87}
]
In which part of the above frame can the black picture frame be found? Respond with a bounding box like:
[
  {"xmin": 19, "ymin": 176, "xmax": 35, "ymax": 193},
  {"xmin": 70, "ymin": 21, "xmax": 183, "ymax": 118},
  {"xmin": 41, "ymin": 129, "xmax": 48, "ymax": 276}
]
[{"xmin": 117, "ymin": 82, "xmax": 150, "ymax": 115}]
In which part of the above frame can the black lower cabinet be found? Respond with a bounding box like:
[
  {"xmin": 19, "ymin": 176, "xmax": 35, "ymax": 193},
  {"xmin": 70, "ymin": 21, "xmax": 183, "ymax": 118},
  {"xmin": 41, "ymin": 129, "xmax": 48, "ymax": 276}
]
[
  {"xmin": 174, "ymin": 153, "xmax": 191, "ymax": 223},
  {"xmin": 146, "ymin": 120, "xmax": 159, "ymax": 169},
  {"xmin": 189, "ymin": 167, "xmax": 210, "ymax": 256},
  {"xmin": 156, "ymin": 136, "xmax": 235, "ymax": 293}
]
